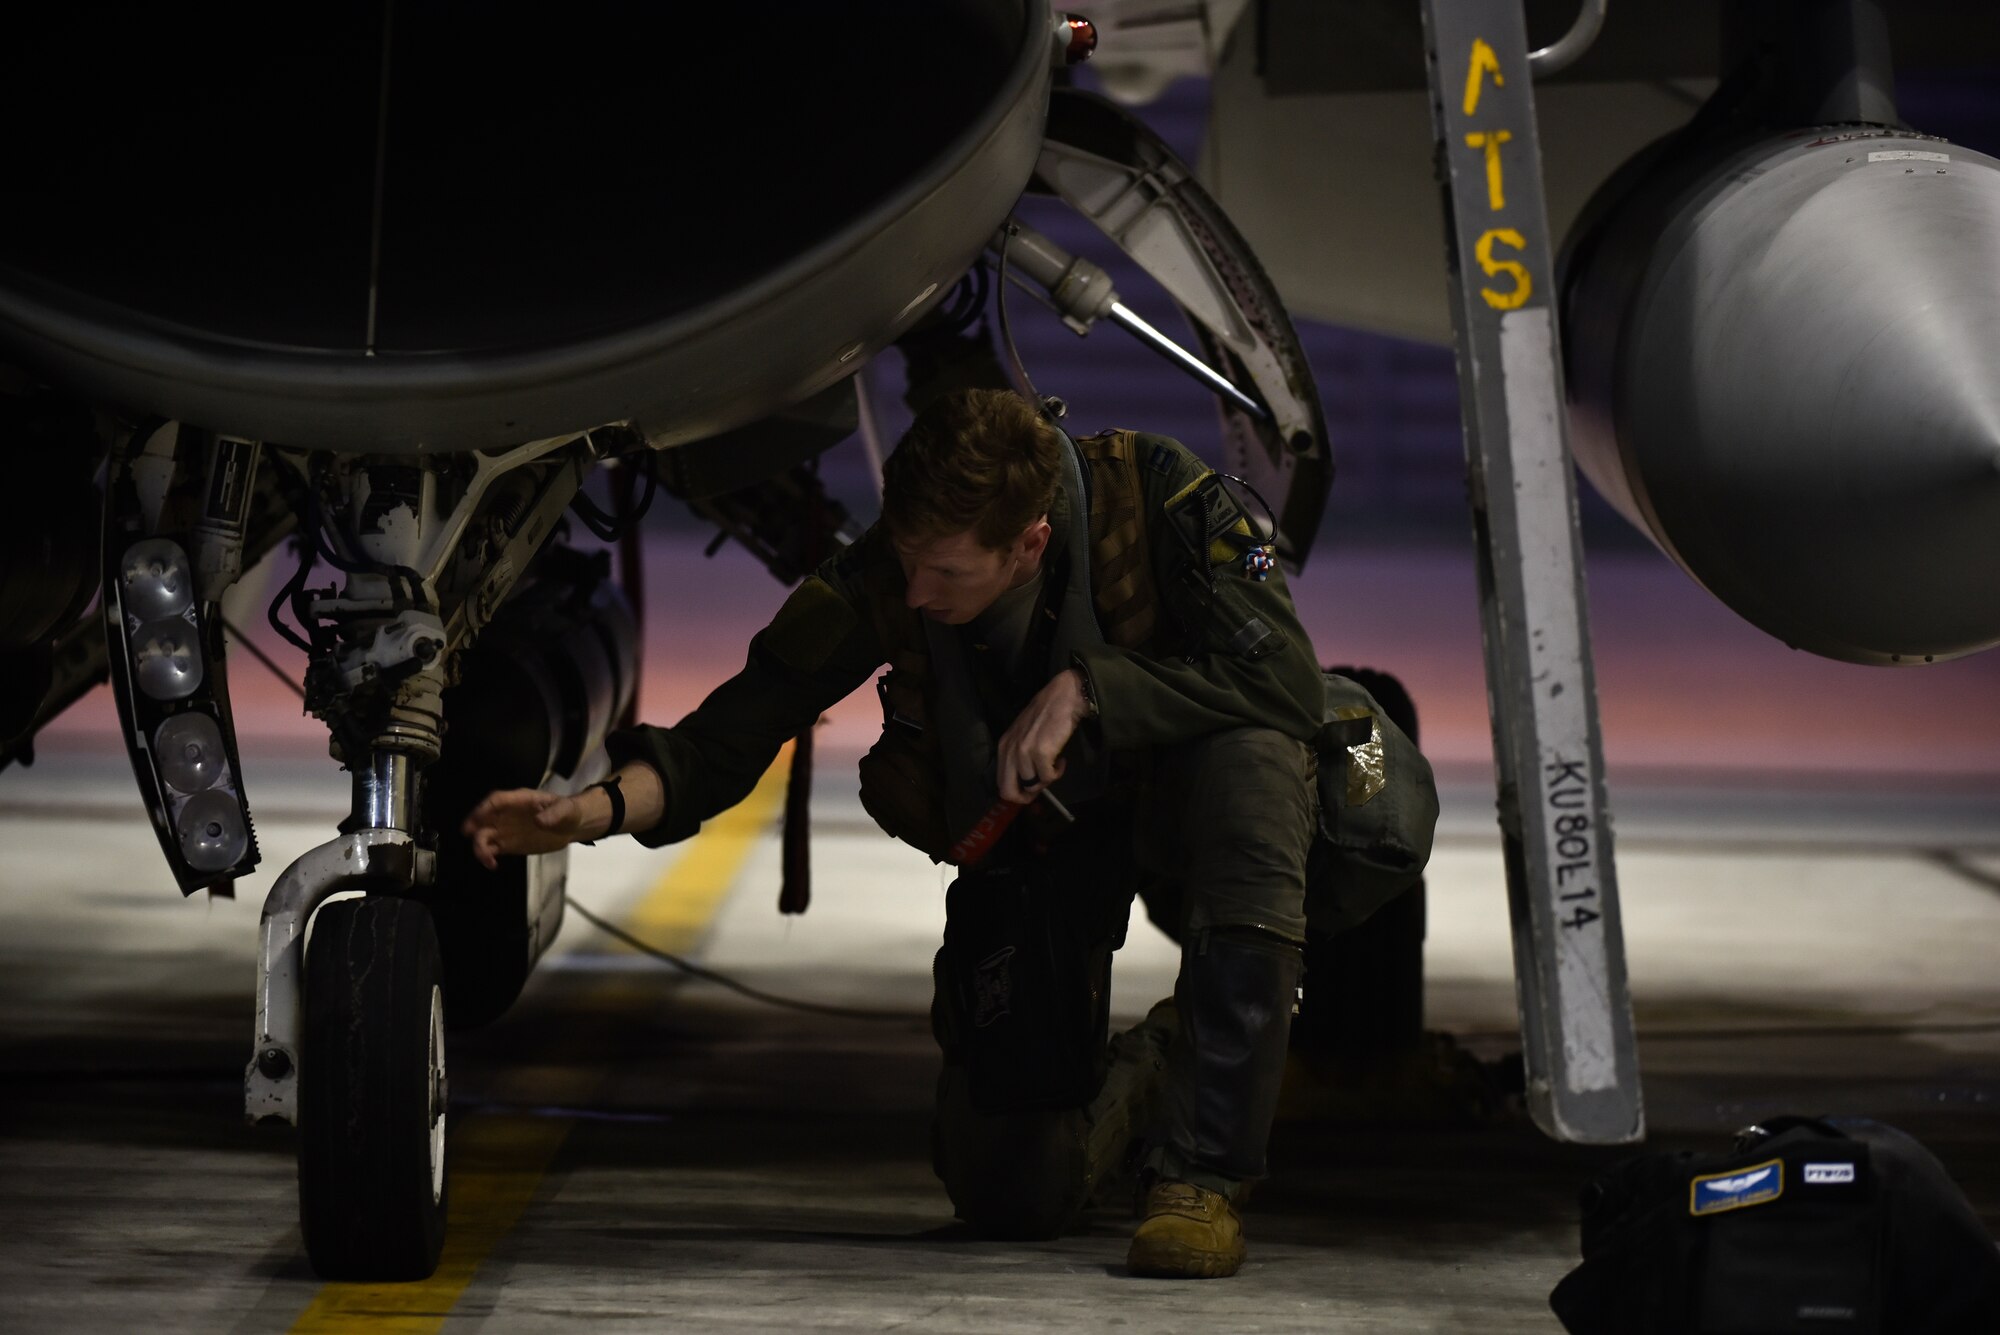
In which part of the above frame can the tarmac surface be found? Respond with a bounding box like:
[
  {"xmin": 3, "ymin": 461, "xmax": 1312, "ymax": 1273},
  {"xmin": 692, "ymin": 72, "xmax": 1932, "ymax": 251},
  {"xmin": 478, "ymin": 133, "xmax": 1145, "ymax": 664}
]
[{"xmin": 2, "ymin": 743, "xmax": 1997, "ymax": 1333}]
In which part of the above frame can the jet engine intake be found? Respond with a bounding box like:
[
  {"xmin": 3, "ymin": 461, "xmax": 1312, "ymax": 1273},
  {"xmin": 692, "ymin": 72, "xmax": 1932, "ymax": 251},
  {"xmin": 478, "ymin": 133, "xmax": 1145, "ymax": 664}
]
[{"xmin": 0, "ymin": 0, "xmax": 1050, "ymax": 454}]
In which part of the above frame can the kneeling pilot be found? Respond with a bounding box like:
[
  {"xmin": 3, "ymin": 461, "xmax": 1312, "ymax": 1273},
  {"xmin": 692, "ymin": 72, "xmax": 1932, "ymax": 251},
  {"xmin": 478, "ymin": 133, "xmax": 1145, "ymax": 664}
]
[{"xmin": 466, "ymin": 387, "xmax": 1324, "ymax": 1278}]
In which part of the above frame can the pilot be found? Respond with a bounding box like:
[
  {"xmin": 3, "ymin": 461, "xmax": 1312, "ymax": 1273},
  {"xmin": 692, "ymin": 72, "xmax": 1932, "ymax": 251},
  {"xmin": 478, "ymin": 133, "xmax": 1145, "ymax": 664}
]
[{"xmin": 465, "ymin": 387, "xmax": 1323, "ymax": 1279}]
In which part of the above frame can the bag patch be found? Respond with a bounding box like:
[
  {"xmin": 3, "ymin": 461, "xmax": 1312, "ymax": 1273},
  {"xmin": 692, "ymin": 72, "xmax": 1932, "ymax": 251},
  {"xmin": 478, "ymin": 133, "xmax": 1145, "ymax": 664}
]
[
  {"xmin": 971, "ymin": 946, "xmax": 1014, "ymax": 1028},
  {"xmin": 1691, "ymin": 1159, "xmax": 1785, "ymax": 1216},
  {"xmin": 1805, "ymin": 1162, "xmax": 1858, "ymax": 1185}
]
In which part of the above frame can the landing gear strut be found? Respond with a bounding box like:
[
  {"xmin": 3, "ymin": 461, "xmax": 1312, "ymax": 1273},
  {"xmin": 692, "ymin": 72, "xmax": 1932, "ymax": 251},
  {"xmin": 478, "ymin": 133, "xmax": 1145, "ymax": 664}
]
[{"xmin": 243, "ymin": 433, "xmax": 599, "ymax": 1279}]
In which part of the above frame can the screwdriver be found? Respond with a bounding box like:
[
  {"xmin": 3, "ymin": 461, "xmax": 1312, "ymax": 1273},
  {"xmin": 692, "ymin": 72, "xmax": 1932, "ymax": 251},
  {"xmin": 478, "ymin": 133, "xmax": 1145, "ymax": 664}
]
[{"xmin": 948, "ymin": 789, "xmax": 1075, "ymax": 867}]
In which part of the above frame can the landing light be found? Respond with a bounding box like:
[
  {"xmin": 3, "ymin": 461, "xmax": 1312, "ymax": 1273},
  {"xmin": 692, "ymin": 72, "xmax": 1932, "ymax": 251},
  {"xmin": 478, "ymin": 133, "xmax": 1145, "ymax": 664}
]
[
  {"xmin": 133, "ymin": 621, "xmax": 204, "ymax": 700},
  {"xmin": 122, "ymin": 538, "xmax": 206, "ymax": 700},
  {"xmin": 178, "ymin": 789, "xmax": 248, "ymax": 871},
  {"xmin": 120, "ymin": 538, "xmax": 192, "ymax": 620},
  {"xmin": 156, "ymin": 712, "xmax": 228, "ymax": 793}
]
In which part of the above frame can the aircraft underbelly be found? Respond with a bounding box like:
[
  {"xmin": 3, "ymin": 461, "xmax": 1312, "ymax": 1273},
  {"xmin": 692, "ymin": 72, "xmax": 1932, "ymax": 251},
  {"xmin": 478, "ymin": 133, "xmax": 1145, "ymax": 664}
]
[{"xmin": 1202, "ymin": 66, "xmax": 1709, "ymax": 345}]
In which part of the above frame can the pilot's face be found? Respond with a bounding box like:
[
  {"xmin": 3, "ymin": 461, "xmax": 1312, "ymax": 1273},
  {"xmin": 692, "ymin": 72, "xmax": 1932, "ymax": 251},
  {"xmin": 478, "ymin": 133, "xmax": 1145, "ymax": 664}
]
[{"xmin": 896, "ymin": 520, "xmax": 1050, "ymax": 625}]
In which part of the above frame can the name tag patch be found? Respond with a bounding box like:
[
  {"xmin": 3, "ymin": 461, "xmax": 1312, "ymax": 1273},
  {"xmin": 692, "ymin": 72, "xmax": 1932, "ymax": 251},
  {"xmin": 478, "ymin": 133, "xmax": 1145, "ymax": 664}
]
[
  {"xmin": 1804, "ymin": 1162, "xmax": 1857, "ymax": 1186},
  {"xmin": 1691, "ymin": 1159, "xmax": 1785, "ymax": 1216}
]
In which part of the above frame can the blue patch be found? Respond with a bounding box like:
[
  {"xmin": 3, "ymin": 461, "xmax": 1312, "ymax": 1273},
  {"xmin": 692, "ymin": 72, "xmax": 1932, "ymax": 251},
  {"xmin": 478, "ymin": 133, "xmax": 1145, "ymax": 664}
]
[
  {"xmin": 1148, "ymin": 443, "xmax": 1175, "ymax": 475},
  {"xmin": 1690, "ymin": 1159, "xmax": 1785, "ymax": 1216}
]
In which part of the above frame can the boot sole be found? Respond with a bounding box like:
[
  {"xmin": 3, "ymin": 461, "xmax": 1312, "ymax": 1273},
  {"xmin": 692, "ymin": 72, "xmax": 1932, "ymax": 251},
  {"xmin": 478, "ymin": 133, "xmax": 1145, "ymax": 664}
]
[{"xmin": 1126, "ymin": 1238, "xmax": 1245, "ymax": 1279}]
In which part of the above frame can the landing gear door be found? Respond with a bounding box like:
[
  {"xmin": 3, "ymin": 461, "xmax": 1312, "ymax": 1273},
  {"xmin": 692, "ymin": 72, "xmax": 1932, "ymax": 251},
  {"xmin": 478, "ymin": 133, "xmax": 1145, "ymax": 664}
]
[{"xmin": 1035, "ymin": 88, "xmax": 1331, "ymax": 567}]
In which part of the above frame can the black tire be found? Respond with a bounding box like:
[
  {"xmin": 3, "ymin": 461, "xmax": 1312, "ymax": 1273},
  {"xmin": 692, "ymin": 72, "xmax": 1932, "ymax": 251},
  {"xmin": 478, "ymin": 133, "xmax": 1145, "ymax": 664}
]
[
  {"xmin": 299, "ymin": 896, "xmax": 449, "ymax": 1281},
  {"xmin": 426, "ymin": 837, "xmax": 534, "ymax": 1031},
  {"xmin": 423, "ymin": 639, "xmax": 549, "ymax": 1030}
]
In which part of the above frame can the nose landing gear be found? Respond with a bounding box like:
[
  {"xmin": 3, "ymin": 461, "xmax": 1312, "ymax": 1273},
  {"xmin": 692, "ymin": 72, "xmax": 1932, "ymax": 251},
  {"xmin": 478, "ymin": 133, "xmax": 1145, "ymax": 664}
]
[{"xmin": 243, "ymin": 435, "xmax": 594, "ymax": 1280}]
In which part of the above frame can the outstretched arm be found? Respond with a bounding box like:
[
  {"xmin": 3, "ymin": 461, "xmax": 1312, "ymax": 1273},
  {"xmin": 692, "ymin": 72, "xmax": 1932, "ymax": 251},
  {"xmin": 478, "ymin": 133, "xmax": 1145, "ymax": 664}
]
[
  {"xmin": 461, "ymin": 759, "xmax": 667, "ymax": 870},
  {"xmin": 461, "ymin": 530, "xmax": 893, "ymax": 860}
]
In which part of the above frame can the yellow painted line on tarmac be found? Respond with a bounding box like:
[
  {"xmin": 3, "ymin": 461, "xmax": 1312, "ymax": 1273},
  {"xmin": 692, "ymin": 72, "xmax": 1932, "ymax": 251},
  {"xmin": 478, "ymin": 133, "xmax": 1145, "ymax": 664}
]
[
  {"xmin": 288, "ymin": 750, "xmax": 792, "ymax": 1333},
  {"xmin": 287, "ymin": 1116, "xmax": 569, "ymax": 1334},
  {"xmin": 620, "ymin": 743, "xmax": 793, "ymax": 955}
]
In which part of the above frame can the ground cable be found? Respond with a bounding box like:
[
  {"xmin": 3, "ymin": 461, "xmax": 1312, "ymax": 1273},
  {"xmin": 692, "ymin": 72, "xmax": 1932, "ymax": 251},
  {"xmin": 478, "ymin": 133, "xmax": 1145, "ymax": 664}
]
[{"xmin": 565, "ymin": 899, "xmax": 917, "ymax": 1023}]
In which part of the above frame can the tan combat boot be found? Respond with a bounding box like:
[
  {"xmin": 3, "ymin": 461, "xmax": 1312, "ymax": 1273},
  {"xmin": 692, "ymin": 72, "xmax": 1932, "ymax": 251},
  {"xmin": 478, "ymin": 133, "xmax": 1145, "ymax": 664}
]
[{"xmin": 1126, "ymin": 1180, "xmax": 1246, "ymax": 1278}]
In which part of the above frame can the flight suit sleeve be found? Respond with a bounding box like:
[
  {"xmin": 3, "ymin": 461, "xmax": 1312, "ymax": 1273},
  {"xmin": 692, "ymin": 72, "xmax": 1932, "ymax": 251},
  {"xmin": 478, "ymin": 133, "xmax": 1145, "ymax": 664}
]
[
  {"xmin": 603, "ymin": 535, "xmax": 890, "ymax": 847},
  {"xmin": 1069, "ymin": 438, "xmax": 1324, "ymax": 751}
]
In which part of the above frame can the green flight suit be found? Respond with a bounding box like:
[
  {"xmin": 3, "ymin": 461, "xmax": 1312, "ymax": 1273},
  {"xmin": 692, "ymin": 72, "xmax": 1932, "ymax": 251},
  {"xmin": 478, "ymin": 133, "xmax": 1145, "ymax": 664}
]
[{"xmin": 606, "ymin": 432, "xmax": 1324, "ymax": 1229}]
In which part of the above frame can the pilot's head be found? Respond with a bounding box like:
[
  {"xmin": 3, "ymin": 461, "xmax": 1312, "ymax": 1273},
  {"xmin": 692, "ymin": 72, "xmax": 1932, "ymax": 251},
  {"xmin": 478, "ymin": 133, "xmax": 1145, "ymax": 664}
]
[{"xmin": 883, "ymin": 388, "xmax": 1058, "ymax": 625}]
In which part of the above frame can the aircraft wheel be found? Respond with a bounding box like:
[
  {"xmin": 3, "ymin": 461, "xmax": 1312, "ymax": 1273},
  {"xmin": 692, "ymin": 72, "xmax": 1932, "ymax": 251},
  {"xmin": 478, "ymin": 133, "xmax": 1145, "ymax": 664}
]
[{"xmin": 299, "ymin": 895, "xmax": 449, "ymax": 1281}]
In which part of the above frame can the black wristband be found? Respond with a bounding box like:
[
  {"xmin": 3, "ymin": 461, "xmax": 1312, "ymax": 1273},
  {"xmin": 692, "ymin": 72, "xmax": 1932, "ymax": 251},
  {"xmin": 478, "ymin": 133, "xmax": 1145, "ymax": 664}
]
[
  {"xmin": 578, "ymin": 774, "xmax": 625, "ymax": 846},
  {"xmin": 599, "ymin": 774, "xmax": 626, "ymax": 836}
]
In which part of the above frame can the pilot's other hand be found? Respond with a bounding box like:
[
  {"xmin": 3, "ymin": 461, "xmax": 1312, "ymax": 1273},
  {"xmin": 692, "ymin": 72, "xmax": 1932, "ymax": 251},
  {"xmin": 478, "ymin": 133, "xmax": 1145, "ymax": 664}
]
[
  {"xmin": 461, "ymin": 788, "xmax": 582, "ymax": 870},
  {"xmin": 996, "ymin": 667, "xmax": 1089, "ymax": 805}
]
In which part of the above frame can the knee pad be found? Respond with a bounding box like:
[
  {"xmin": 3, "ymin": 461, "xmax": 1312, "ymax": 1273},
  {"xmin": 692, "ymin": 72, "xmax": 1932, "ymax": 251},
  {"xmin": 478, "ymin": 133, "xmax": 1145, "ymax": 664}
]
[{"xmin": 1165, "ymin": 926, "xmax": 1305, "ymax": 1184}]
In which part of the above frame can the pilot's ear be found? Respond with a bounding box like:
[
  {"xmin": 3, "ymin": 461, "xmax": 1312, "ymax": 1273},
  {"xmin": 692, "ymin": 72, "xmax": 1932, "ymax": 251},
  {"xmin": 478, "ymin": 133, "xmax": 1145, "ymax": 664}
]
[{"xmin": 1019, "ymin": 516, "xmax": 1052, "ymax": 562}]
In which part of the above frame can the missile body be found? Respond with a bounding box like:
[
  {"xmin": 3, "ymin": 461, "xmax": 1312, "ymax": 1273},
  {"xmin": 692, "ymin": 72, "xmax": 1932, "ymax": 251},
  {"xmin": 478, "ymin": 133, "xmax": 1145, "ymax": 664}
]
[{"xmin": 1563, "ymin": 128, "xmax": 2000, "ymax": 664}]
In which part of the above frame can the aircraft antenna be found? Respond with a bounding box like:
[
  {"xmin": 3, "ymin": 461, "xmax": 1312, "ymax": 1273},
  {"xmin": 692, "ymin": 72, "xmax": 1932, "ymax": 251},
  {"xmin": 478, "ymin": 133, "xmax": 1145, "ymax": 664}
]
[{"xmin": 363, "ymin": 0, "xmax": 397, "ymax": 355}]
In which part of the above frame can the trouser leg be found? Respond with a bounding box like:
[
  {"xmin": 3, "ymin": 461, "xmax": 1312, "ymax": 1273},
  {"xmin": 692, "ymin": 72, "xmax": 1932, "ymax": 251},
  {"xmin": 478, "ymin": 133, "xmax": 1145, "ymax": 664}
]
[
  {"xmin": 929, "ymin": 815, "xmax": 1143, "ymax": 1238},
  {"xmin": 1136, "ymin": 727, "xmax": 1315, "ymax": 1196},
  {"xmin": 931, "ymin": 993, "xmax": 1175, "ymax": 1238}
]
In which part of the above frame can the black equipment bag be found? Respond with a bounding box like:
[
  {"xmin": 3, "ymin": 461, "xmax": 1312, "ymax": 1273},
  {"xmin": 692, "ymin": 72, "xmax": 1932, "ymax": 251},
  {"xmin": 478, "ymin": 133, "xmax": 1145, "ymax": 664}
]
[
  {"xmin": 1550, "ymin": 1116, "xmax": 2000, "ymax": 1334},
  {"xmin": 938, "ymin": 860, "xmax": 1114, "ymax": 1114}
]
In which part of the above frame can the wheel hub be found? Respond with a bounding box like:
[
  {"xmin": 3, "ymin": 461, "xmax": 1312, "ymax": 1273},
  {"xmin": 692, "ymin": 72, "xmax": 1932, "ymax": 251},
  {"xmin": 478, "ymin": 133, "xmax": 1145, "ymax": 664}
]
[{"xmin": 428, "ymin": 983, "xmax": 446, "ymax": 1205}]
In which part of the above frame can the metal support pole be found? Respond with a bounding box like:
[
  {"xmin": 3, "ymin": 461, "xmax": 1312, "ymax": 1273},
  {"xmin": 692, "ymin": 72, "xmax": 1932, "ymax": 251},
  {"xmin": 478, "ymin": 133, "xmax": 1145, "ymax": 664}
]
[{"xmin": 1419, "ymin": 0, "xmax": 1643, "ymax": 1144}]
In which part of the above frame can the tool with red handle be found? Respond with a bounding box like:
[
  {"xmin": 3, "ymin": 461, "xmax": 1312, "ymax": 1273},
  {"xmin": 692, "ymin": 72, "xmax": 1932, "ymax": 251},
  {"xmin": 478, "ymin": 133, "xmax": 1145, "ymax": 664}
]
[{"xmin": 949, "ymin": 789, "xmax": 1074, "ymax": 867}]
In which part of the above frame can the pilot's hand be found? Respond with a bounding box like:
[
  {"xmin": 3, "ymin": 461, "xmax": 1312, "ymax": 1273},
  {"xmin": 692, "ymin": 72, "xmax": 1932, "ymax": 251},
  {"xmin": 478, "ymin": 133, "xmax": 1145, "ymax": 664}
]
[
  {"xmin": 996, "ymin": 667, "xmax": 1090, "ymax": 805},
  {"xmin": 461, "ymin": 789, "xmax": 584, "ymax": 871}
]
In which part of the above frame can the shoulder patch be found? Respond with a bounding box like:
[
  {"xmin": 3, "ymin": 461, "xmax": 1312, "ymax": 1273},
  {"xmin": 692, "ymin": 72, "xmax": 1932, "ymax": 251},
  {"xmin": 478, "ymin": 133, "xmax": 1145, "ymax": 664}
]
[
  {"xmin": 760, "ymin": 576, "xmax": 859, "ymax": 676},
  {"xmin": 1148, "ymin": 443, "xmax": 1175, "ymax": 475}
]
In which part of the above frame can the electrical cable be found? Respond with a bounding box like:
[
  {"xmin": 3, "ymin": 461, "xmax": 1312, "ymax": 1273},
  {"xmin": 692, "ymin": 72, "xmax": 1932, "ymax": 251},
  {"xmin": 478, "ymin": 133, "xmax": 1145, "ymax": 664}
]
[
  {"xmin": 994, "ymin": 223, "xmax": 1043, "ymax": 409},
  {"xmin": 1216, "ymin": 471, "xmax": 1282, "ymax": 543},
  {"xmin": 301, "ymin": 455, "xmax": 427, "ymax": 606},
  {"xmin": 934, "ymin": 263, "xmax": 989, "ymax": 334},
  {"xmin": 565, "ymin": 899, "xmax": 917, "ymax": 1023},
  {"xmin": 265, "ymin": 537, "xmax": 318, "ymax": 655},
  {"xmin": 570, "ymin": 451, "xmax": 659, "ymax": 542}
]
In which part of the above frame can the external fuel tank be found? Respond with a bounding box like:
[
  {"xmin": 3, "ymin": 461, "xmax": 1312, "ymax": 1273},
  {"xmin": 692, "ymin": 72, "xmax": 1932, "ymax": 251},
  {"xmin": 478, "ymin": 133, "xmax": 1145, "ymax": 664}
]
[{"xmin": 1562, "ymin": 126, "xmax": 2000, "ymax": 664}]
